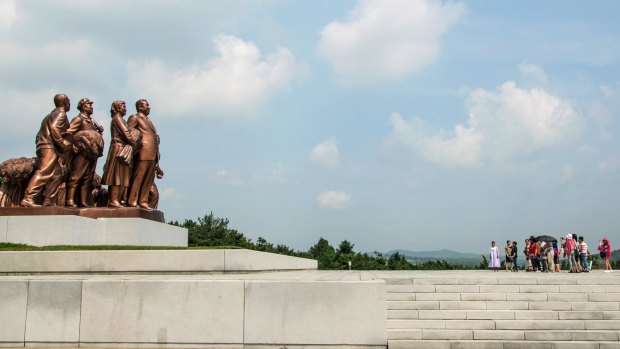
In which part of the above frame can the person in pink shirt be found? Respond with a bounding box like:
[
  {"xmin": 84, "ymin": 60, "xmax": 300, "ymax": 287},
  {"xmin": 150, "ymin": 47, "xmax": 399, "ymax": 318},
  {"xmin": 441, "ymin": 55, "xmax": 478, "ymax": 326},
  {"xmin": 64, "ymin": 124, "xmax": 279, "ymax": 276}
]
[
  {"xmin": 564, "ymin": 234, "xmax": 577, "ymax": 273},
  {"xmin": 598, "ymin": 238, "xmax": 613, "ymax": 272},
  {"xmin": 578, "ymin": 236, "xmax": 589, "ymax": 272}
]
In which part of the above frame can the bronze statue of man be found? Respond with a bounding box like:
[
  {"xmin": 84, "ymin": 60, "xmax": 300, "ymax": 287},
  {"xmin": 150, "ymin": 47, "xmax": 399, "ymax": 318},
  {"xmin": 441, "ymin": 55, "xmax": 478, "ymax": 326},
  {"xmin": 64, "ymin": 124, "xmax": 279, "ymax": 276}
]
[
  {"xmin": 127, "ymin": 99, "xmax": 161, "ymax": 209},
  {"xmin": 64, "ymin": 98, "xmax": 104, "ymax": 207},
  {"xmin": 101, "ymin": 100, "xmax": 137, "ymax": 208},
  {"xmin": 21, "ymin": 94, "xmax": 72, "ymax": 207}
]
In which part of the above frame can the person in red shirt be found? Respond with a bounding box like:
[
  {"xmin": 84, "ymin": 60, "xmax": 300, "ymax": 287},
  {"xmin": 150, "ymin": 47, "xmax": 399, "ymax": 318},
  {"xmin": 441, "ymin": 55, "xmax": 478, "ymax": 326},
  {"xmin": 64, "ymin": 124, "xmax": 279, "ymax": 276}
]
[{"xmin": 529, "ymin": 236, "xmax": 541, "ymax": 272}]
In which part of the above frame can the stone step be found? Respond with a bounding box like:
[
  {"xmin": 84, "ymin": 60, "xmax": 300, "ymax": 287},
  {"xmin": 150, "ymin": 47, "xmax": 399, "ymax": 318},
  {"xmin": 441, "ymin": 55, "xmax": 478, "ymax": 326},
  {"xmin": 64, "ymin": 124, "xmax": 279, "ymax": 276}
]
[
  {"xmin": 388, "ymin": 319, "xmax": 620, "ymax": 331},
  {"xmin": 388, "ymin": 339, "xmax": 620, "ymax": 349},
  {"xmin": 387, "ymin": 292, "xmax": 620, "ymax": 302},
  {"xmin": 389, "ymin": 319, "xmax": 495, "ymax": 330},
  {"xmin": 382, "ymin": 275, "xmax": 620, "ymax": 287},
  {"xmin": 387, "ymin": 300, "xmax": 620, "ymax": 311},
  {"xmin": 387, "ymin": 284, "xmax": 620, "ymax": 293},
  {"xmin": 387, "ymin": 310, "xmax": 620, "ymax": 320},
  {"xmin": 381, "ymin": 272, "xmax": 620, "ymax": 349},
  {"xmin": 387, "ymin": 283, "xmax": 620, "ymax": 293},
  {"xmin": 387, "ymin": 329, "xmax": 620, "ymax": 341}
]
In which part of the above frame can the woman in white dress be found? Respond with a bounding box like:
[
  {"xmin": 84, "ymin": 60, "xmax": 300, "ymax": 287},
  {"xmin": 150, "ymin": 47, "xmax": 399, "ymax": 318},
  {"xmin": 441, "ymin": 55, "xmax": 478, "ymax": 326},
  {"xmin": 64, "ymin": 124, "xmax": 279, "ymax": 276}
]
[{"xmin": 489, "ymin": 241, "xmax": 500, "ymax": 271}]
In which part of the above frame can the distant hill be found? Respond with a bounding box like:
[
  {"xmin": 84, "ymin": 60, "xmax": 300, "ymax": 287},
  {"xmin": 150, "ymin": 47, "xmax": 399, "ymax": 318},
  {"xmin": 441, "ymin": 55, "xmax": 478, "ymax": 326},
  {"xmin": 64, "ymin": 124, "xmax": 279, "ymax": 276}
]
[
  {"xmin": 387, "ymin": 249, "xmax": 481, "ymax": 259},
  {"xmin": 386, "ymin": 249, "xmax": 483, "ymax": 267}
]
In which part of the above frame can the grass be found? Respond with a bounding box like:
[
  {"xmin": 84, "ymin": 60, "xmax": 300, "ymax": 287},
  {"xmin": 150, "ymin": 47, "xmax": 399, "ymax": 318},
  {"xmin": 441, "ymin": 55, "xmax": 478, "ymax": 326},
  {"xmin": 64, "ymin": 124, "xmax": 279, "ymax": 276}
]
[{"xmin": 0, "ymin": 242, "xmax": 241, "ymax": 251}]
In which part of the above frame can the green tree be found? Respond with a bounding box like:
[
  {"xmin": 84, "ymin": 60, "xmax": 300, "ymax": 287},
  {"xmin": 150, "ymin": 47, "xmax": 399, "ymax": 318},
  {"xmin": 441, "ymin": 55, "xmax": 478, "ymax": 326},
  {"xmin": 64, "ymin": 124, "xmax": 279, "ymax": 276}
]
[
  {"xmin": 170, "ymin": 211, "xmax": 483, "ymax": 271},
  {"xmin": 338, "ymin": 240, "xmax": 354, "ymax": 254},
  {"xmin": 387, "ymin": 252, "xmax": 413, "ymax": 270},
  {"xmin": 255, "ymin": 237, "xmax": 274, "ymax": 252},
  {"xmin": 479, "ymin": 255, "xmax": 488, "ymax": 269},
  {"xmin": 183, "ymin": 212, "xmax": 253, "ymax": 248},
  {"xmin": 372, "ymin": 251, "xmax": 387, "ymax": 267},
  {"xmin": 309, "ymin": 238, "xmax": 336, "ymax": 269},
  {"xmin": 589, "ymin": 255, "xmax": 601, "ymax": 269},
  {"xmin": 351, "ymin": 251, "xmax": 388, "ymax": 270},
  {"xmin": 332, "ymin": 240, "xmax": 356, "ymax": 270}
]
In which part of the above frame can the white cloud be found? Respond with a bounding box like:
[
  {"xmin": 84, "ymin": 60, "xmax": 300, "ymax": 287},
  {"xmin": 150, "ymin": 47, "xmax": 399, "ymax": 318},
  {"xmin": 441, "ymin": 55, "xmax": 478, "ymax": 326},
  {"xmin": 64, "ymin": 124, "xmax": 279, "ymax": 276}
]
[
  {"xmin": 215, "ymin": 169, "xmax": 245, "ymax": 187},
  {"xmin": 316, "ymin": 191, "xmax": 352, "ymax": 210},
  {"xmin": 317, "ymin": 0, "xmax": 464, "ymax": 84},
  {"xmin": 0, "ymin": 0, "xmax": 17, "ymax": 32},
  {"xmin": 518, "ymin": 60, "xmax": 548, "ymax": 84},
  {"xmin": 127, "ymin": 34, "xmax": 298, "ymax": 117},
  {"xmin": 310, "ymin": 137, "xmax": 340, "ymax": 168},
  {"xmin": 387, "ymin": 81, "xmax": 581, "ymax": 168},
  {"xmin": 388, "ymin": 113, "xmax": 482, "ymax": 167}
]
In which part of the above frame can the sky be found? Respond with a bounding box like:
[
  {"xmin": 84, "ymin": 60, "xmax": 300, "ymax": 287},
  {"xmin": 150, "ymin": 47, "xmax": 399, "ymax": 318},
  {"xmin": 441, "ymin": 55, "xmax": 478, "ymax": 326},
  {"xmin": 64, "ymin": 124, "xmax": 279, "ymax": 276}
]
[{"xmin": 1, "ymin": 0, "xmax": 619, "ymax": 254}]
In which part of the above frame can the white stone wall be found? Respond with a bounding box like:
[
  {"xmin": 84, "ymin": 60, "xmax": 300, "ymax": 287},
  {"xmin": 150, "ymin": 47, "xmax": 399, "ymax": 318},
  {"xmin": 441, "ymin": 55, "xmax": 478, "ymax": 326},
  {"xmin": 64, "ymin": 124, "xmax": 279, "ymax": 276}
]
[{"xmin": 0, "ymin": 277, "xmax": 387, "ymax": 348}]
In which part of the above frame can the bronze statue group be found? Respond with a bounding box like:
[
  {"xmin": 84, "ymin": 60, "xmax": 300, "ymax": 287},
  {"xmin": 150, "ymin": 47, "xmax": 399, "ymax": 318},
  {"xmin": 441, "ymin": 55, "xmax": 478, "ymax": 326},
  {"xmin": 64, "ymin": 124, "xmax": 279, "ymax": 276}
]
[{"xmin": 0, "ymin": 94, "xmax": 163, "ymax": 210}]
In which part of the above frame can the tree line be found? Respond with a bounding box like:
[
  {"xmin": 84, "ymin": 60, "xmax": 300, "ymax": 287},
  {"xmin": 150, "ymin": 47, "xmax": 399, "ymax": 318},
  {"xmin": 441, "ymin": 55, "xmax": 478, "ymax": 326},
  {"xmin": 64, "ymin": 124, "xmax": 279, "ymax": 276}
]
[{"xmin": 170, "ymin": 212, "xmax": 481, "ymax": 270}]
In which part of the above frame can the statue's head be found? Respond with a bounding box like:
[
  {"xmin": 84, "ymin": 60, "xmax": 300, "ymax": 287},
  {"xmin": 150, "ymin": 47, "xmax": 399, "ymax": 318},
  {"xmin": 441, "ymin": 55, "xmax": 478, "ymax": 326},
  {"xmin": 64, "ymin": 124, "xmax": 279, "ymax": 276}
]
[
  {"xmin": 110, "ymin": 100, "xmax": 126, "ymax": 117},
  {"xmin": 53, "ymin": 94, "xmax": 70, "ymax": 111},
  {"xmin": 77, "ymin": 98, "xmax": 93, "ymax": 114},
  {"xmin": 136, "ymin": 99, "xmax": 150, "ymax": 116}
]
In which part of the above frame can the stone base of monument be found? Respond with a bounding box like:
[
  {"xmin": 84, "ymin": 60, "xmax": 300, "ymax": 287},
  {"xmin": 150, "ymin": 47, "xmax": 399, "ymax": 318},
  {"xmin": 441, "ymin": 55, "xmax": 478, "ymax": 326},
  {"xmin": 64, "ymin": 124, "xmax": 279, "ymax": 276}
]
[
  {"xmin": 0, "ymin": 208, "xmax": 386, "ymax": 348},
  {"xmin": 0, "ymin": 253, "xmax": 386, "ymax": 348},
  {"xmin": 0, "ymin": 249, "xmax": 318, "ymax": 273},
  {"xmin": 0, "ymin": 207, "xmax": 187, "ymax": 247}
]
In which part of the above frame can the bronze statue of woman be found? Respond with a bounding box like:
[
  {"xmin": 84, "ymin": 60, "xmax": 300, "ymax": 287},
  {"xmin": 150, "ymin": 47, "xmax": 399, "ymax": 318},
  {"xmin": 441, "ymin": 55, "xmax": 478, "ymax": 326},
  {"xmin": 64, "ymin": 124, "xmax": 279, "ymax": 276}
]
[{"xmin": 101, "ymin": 100, "xmax": 138, "ymax": 208}]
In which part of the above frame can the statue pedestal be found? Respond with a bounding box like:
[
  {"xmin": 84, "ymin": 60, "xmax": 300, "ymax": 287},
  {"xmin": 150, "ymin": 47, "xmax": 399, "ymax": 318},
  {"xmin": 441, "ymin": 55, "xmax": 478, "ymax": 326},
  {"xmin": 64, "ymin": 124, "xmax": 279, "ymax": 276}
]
[
  {"xmin": 0, "ymin": 208, "xmax": 187, "ymax": 247},
  {"xmin": 0, "ymin": 206, "xmax": 165, "ymax": 222}
]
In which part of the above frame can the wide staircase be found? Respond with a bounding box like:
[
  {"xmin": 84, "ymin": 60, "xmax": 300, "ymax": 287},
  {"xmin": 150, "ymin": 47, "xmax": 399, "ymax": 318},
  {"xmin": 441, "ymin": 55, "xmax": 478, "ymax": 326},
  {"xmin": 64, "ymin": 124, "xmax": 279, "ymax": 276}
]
[{"xmin": 378, "ymin": 271, "xmax": 620, "ymax": 349}]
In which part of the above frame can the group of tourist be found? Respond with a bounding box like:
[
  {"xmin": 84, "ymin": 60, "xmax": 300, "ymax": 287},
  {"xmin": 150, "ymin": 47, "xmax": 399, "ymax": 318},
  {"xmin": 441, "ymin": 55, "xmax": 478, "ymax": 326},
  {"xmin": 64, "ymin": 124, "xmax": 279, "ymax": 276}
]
[{"xmin": 488, "ymin": 236, "xmax": 613, "ymax": 273}]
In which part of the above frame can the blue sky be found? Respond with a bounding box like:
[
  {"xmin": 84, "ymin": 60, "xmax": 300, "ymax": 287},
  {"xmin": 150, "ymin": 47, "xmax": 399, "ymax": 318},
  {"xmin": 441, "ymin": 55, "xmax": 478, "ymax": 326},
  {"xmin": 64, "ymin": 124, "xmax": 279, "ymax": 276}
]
[{"xmin": 1, "ymin": 0, "xmax": 619, "ymax": 253}]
